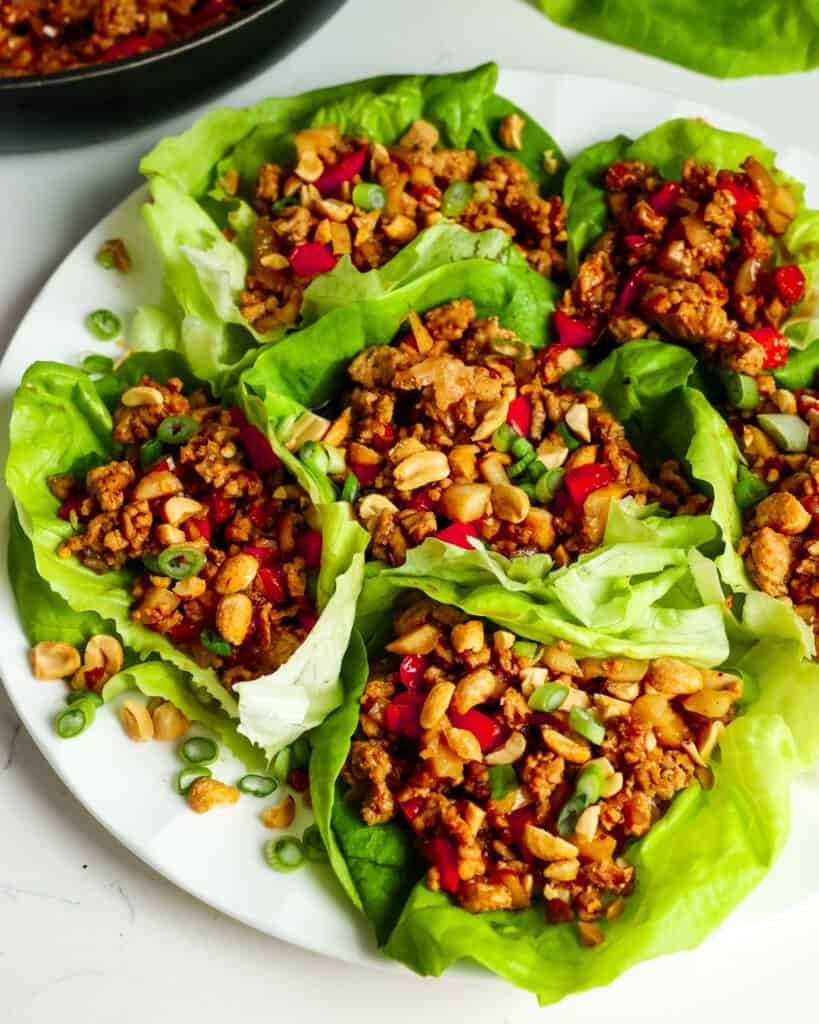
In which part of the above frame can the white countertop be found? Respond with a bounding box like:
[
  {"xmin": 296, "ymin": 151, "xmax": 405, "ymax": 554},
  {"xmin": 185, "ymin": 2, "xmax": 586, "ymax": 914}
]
[{"xmin": 3, "ymin": 1, "xmax": 819, "ymax": 1020}]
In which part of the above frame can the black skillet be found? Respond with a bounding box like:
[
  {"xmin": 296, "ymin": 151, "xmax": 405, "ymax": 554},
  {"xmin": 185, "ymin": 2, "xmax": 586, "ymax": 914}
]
[{"xmin": 0, "ymin": 0, "xmax": 346, "ymax": 152}]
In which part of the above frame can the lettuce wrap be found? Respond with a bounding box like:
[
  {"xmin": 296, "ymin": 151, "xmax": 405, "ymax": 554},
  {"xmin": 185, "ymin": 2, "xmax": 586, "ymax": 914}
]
[
  {"xmin": 6, "ymin": 353, "xmax": 368, "ymax": 764},
  {"xmin": 134, "ymin": 63, "xmax": 565, "ymax": 389}
]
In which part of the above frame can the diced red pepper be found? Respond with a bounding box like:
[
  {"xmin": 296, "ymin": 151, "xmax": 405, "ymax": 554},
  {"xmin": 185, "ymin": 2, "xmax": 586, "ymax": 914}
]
[
  {"xmin": 399, "ymin": 654, "xmax": 429, "ymax": 692},
  {"xmin": 258, "ymin": 566, "xmax": 287, "ymax": 604},
  {"xmin": 623, "ymin": 233, "xmax": 649, "ymax": 250},
  {"xmin": 238, "ymin": 423, "xmax": 280, "ymax": 474},
  {"xmin": 552, "ymin": 309, "xmax": 597, "ymax": 348},
  {"xmin": 83, "ymin": 666, "xmax": 106, "ymax": 692},
  {"xmin": 185, "ymin": 517, "xmax": 211, "ymax": 543},
  {"xmin": 295, "ymin": 529, "xmax": 323, "ymax": 569},
  {"xmin": 247, "ymin": 502, "xmax": 267, "ymax": 529},
  {"xmin": 423, "ymin": 837, "xmax": 460, "ymax": 895},
  {"xmin": 371, "ymin": 424, "xmax": 395, "ymax": 453},
  {"xmin": 208, "ymin": 493, "xmax": 234, "ymax": 525},
  {"xmin": 434, "ymin": 521, "xmax": 479, "ymax": 549},
  {"xmin": 287, "ymin": 768, "xmax": 309, "ymax": 793},
  {"xmin": 613, "ymin": 265, "xmax": 647, "ymax": 315},
  {"xmin": 147, "ymin": 458, "xmax": 170, "ymax": 474},
  {"xmin": 448, "ymin": 708, "xmax": 507, "ymax": 752},
  {"xmin": 747, "ymin": 326, "xmax": 790, "ymax": 369},
  {"xmin": 99, "ymin": 32, "xmax": 168, "ymax": 62},
  {"xmin": 242, "ymin": 544, "xmax": 275, "ymax": 567},
  {"xmin": 802, "ymin": 495, "xmax": 819, "ymax": 518},
  {"xmin": 409, "ymin": 488, "xmax": 437, "ymax": 512},
  {"xmin": 57, "ymin": 494, "xmax": 86, "ymax": 522},
  {"xmin": 384, "ymin": 693, "xmax": 426, "ymax": 739},
  {"xmin": 298, "ymin": 610, "xmax": 318, "ymax": 631},
  {"xmin": 774, "ymin": 264, "xmax": 806, "ymax": 306},
  {"xmin": 723, "ymin": 181, "xmax": 760, "ymax": 215},
  {"xmin": 167, "ymin": 620, "xmax": 200, "ymax": 643},
  {"xmin": 350, "ymin": 461, "xmax": 380, "ymax": 488},
  {"xmin": 228, "ymin": 407, "xmax": 247, "ymax": 428},
  {"xmin": 289, "ymin": 242, "xmax": 337, "ymax": 277},
  {"xmin": 399, "ymin": 797, "xmax": 424, "ymax": 823},
  {"xmin": 506, "ymin": 807, "xmax": 536, "ymax": 865},
  {"xmin": 649, "ymin": 181, "xmax": 681, "ymax": 217},
  {"xmin": 314, "ymin": 148, "xmax": 367, "ymax": 197},
  {"xmin": 563, "ymin": 464, "xmax": 615, "ymax": 509},
  {"xmin": 506, "ymin": 395, "xmax": 531, "ymax": 438}
]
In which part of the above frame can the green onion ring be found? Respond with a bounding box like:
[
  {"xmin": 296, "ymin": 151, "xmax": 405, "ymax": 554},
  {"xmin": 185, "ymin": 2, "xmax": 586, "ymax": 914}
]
[
  {"xmin": 264, "ymin": 836, "xmax": 306, "ymax": 872},
  {"xmin": 181, "ymin": 736, "xmax": 219, "ymax": 765}
]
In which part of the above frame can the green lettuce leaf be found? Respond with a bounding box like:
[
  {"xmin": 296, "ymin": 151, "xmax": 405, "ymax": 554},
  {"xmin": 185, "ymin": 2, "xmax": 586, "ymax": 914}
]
[
  {"xmin": 135, "ymin": 64, "xmax": 565, "ymax": 387},
  {"xmin": 539, "ymin": 1, "xmax": 819, "ymax": 79}
]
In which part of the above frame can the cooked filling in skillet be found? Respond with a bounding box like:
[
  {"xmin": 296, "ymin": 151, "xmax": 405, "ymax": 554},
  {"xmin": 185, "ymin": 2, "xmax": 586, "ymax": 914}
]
[
  {"xmin": 558, "ymin": 155, "xmax": 803, "ymax": 379},
  {"xmin": 306, "ymin": 299, "xmax": 706, "ymax": 566},
  {"xmin": 49, "ymin": 376, "xmax": 319, "ymax": 686},
  {"xmin": 235, "ymin": 117, "xmax": 567, "ymax": 332},
  {"xmin": 0, "ymin": 0, "xmax": 257, "ymax": 77},
  {"xmin": 344, "ymin": 598, "xmax": 741, "ymax": 941}
]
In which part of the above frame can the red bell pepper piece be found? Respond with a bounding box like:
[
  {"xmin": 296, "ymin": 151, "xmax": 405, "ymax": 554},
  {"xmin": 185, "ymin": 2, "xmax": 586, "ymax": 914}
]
[
  {"xmin": 774, "ymin": 264, "xmax": 806, "ymax": 305},
  {"xmin": 399, "ymin": 797, "xmax": 424, "ymax": 823},
  {"xmin": 507, "ymin": 395, "xmax": 531, "ymax": 438},
  {"xmin": 57, "ymin": 494, "xmax": 86, "ymax": 522},
  {"xmin": 613, "ymin": 265, "xmax": 647, "ymax": 315},
  {"xmin": 434, "ymin": 521, "xmax": 479, "ymax": 549},
  {"xmin": 649, "ymin": 181, "xmax": 681, "ymax": 217},
  {"xmin": 167, "ymin": 620, "xmax": 200, "ymax": 643},
  {"xmin": 723, "ymin": 181, "xmax": 760, "ymax": 215},
  {"xmin": 423, "ymin": 837, "xmax": 460, "ymax": 895},
  {"xmin": 99, "ymin": 32, "xmax": 168, "ymax": 62},
  {"xmin": 350, "ymin": 461, "xmax": 379, "ymax": 488},
  {"xmin": 384, "ymin": 693, "xmax": 426, "ymax": 739},
  {"xmin": 623, "ymin": 233, "xmax": 649, "ymax": 250},
  {"xmin": 298, "ymin": 610, "xmax": 318, "ymax": 631},
  {"xmin": 506, "ymin": 807, "xmax": 536, "ymax": 865},
  {"xmin": 242, "ymin": 544, "xmax": 274, "ymax": 567},
  {"xmin": 228, "ymin": 407, "xmax": 247, "ymax": 428},
  {"xmin": 747, "ymin": 326, "xmax": 790, "ymax": 369},
  {"xmin": 185, "ymin": 517, "xmax": 211, "ymax": 543},
  {"xmin": 247, "ymin": 502, "xmax": 267, "ymax": 529},
  {"xmin": 448, "ymin": 708, "xmax": 507, "ymax": 753},
  {"xmin": 289, "ymin": 242, "xmax": 338, "ymax": 277},
  {"xmin": 371, "ymin": 424, "xmax": 395, "ymax": 452},
  {"xmin": 399, "ymin": 654, "xmax": 429, "ymax": 692},
  {"xmin": 408, "ymin": 488, "xmax": 437, "ymax": 512},
  {"xmin": 552, "ymin": 309, "xmax": 596, "ymax": 348},
  {"xmin": 802, "ymin": 495, "xmax": 819, "ymax": 518},
  {"xmin": 208, "ymin": 493, "xmax": 234, "ymax": 525},
  {"xmin": 314, "ymin": 149, "xmax": 367, "ymax": 197},
  {"xmin": 258, "ymin": 566, "xmax": 287, "ymax": 604},
  {"xmin": 237, "ymin": 423, "xmax": 280, "ymax": 474},
  {"xmin": 295, "ymin": 529, "xmax": 323, "ymax": 569},
  {"xmin": 287, "ymin": 768, "xmax": 310, "ymax": 793},
  {"xmin": 563, "ymin": 464, "xmax": 615, "ymax": 509}
]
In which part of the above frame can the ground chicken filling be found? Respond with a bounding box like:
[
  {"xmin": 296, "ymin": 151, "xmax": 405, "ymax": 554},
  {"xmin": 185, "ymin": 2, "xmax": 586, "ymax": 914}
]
[
  {"xmin": 235, "ymin": 116, "xmax": 567, "ymax": 333},
  {"xmin": 559, "ymin": 154, "xmax": 804, "ymax": 378},
  {"xmin": 0, "ymin": 0, "xmax": 255, "ymax": 77},
  {"xmin": 49, "ymin": 376, "xmax": 319, "ymax": 687},
  {"xmin": 308, "ymin": 298, "xmax": 706, "ymax": 566},
  {"xmin": 732, "ymin": 385, "xmax": 819, "ymax": 635},
  {"xmin": 344, "ymin": 599, "xmax": 740, "ymax": 940}
]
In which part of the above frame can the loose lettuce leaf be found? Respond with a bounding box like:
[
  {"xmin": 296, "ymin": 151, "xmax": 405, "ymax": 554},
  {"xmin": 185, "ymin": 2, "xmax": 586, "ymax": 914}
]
[
  {"xmin": 563, "ymin": 136, "xmax": 630, "ymax": 275},
  {"xmin": 136, "ymin": 64, "xmax": 565, "ymax": 387},
  {"xmin": 539, "ymin": 1, "xmax": 819, "ymax": 79}
]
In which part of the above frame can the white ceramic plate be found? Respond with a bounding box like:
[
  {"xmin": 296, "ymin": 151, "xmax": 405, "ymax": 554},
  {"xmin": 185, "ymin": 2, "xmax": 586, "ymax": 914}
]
[{"xmin": 2, "ymin": 69, "xmax": 819, "ymax": 981}]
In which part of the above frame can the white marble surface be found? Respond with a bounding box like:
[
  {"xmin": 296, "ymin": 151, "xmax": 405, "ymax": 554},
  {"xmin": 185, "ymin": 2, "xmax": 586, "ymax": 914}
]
[{"xmin": 3, "ymin": 1, "xmax": 819, "ymax": 1020}]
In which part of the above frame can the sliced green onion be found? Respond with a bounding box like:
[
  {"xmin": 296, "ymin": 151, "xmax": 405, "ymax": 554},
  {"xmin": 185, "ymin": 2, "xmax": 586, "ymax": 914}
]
[
  {"xmin": 513, "ymin": 640, "xmax": 541, "ymax": 660},
  {"xmin": 569, "ymin": 706, "xmax": 605, "ymax": 745},
  {"xmin": 556, "ymin": 793, "xmax": 586, "ymax": 837},
  {"xmin": 322, "ymin": 443, "xmax": 346, "ymax": 476},
  {"xmin": 55, "ymin": 701, "xmax": 95, "ymax": 738},
  {"xmin": 177, "ymin": 765, "xmax": 211, "ymax": 794},
  {"xmin": 441, "ymin": 180, "xmax": 474, "ymax": 217},
  {"xmin": 555, "ymin": 421, "xmax": 580, "ymax": 451},
  {"xmin": 302, "ymin": 824, "xmax": 329, "ymax": 863},
  {"xmin": 528, "ymin": 682, "xmax": 569, "ymax": 712},
  {"xmin": 238, "ymin": 774, "xmax": 278, "ymax": 797},
  {"xmin": 352, "ymin": 182, "xmax": 387, "ymax": 211},
  {"xmin": 757, "ymin": 413, "xmax": 809, "ymax": 453},
  {"xmin": 734, "ymin": 465, "xmax": 769, "ymax": 509},
  {"xmin": 492, "ymin": 423, "xmax": 518, "ymax": 453},
  {"xmin": 264, "ymin": 836, "xmax": 305, "ymax": 872},
  {"xmin": 139, "ymin": 438, "xmax": 165, "ymax": 470},
  {"xmin": 85, "ymin": 308, "xmax": 121, "ymax": 341},
  {"xmin": 80, "ymin": 354, "xmax": 114, "ymax": 375},
  {"xmin": 509, "ymin": 435, "xmax": 534, "ymax": 460},
  {"xmin": 271, "ymin": 747, "xmax": 291, "ymax": 783},
  {"xmin": 507, "ymin": 451, "xmax": 535, "ymax": 479},
  {"xmin": 535, "ymin": 467, "xmax": 566, "ymax": 504},
  {"xmin": 199, "ymin": 629, "xmax": 232, "ymax": 657},
  {"xmin": 95, "ymin": 247, "xmax": 116, "ymax": 270},
  {"xmin": 527, "ymin": 458, "xmax": 547, "ymax": 482},
  {"xmin": 299, "ymin": 440, "xmax": 330, "ymax": 475},
  {"xmin": 491, "ymin": 336, "xmax": 529, "ymax": 360},
  {"xmin": 575, "ymin": 762, "xmax": 605, "ymax": 805},
  {"xmin": 66, "ymin": 689, "xmax": 103, "ymax": 708},
  {"xmin": 269, "ymin": 191, "xmax": 300, "ymax": 214},
  {"xmin": 488, "ymin": 764, "xmax": 519, "ymax": 801},
  {"xmin": 157, "ymin": 415, "xmax": 199, "ymax": 445},
  {"xmin": 519, "ymin": 481, "xmax": 537, "ymax": 502},
  {"xmin": 157, "ymin": 545, "xmax": 206, "ymax": 580},
  {"xmin": 141, "ymin": 553, "xmax": 163, "ymax": 575},
  {"xmin": 341, "ymin": 472, "xmax": 360, "ymax": 503},
  {"xmin": 721, "ymin": 370, "xmax": 759, "ymax": 410},
  {"xmin": 290, "ymin": 736, "xmax": 311, "ymax": 770},
  {"xmin": 181, "ymin": 736, "xmax": 219, "ymax": 765}
]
